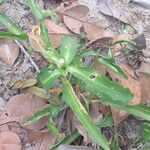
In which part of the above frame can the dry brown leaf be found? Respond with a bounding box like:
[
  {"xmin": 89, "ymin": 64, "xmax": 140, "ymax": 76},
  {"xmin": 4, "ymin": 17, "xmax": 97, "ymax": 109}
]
[
  {"xmin": 0, "ymin": 131, "xmax": 21, "ymax": 150},
  {"xmin": 99, "ymin": 104, "xmax": 111, "ymax": 116},
  {"xmin": 63, "ymin": 16, "xmax": 104, "ymax": 41},
  {"xmin": 58, "ymin": 145, "xmax": 94, "ymax": 150},
  {"xmin": 0, "ymin": 39, "xmax": 19, "ymax": 66},
  {"xmin": 63, "ymin": 5, "xmax": 89, "ymax": 19},
  {"xmin": 142, "ymin": 50, "xmax": 150, "ymax": 57},
  {"xmin": 139, "ymin": 62, "xmax": 150, "ymax": 104},
  {"xmin": 28, "ymin": 131, "xmax": 55, "ymax": 150},
  {"xmin": 97, "ymin": 0, "xmax": 131, "ymax": 23},
  {"xmin": 45, "ymin": 20, "xmax": 71, "ymax": 48},
  {"xmin": 89, "ymin": 102, "xmax": 102, "ymax": 123},
  {"xmin": 0, "ymin": 112, "xmax": 13, "ymax": 126},
  {"xmin": 10, "ymin": 78, "xmax": 37, "ymax": 90},
  {"xmin": 7, "ymin": 93, "xmax": 48, "ymax": 130},
  {"xmin": 45, "ymin": 20, "xmax": 70, "ymax": 35},
  {"xmin": 73, "ymin": 117, "xmax": 91, "ymax": 144},
  {"xmin": 109, "ymin": 65, "xmax": 142, "ymax": 123},
  {"xmin": 63, "ymin": 16, "xmax": 83, "ymax": 34},
  {"xmin": 84, "ymin": 22, "xmax": 104, "ymax": 41}
]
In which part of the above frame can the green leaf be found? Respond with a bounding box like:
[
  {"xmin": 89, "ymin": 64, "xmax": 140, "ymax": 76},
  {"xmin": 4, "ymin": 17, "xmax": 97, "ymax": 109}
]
[
  {"xmin": 69, "ymin": 66, "xmax": 133, "ymax": 105},
  {"xmin": 40, "ymin": 22, "xmax": 52, "ymax": 47},
  {"xmin": 0, "ymin": 12, "xmax": 25, "ymax": 35},
  {"xmin": 42, "ymin": 9, "xmax": 58, "ymax": 23},
  {"xmin": 51, "ymin": 130, "xmax": 80, "ymax": 150},
  {"xmin": 47, "ymin": 120, "xmax": 61, "ymax": 139},
  {"xmin": 43, "ymin": 50, "xmax": 65, "ymax": 67},
  {"xmin": 111, "ymin": 134, "xmax": 120, "ymax": 150},
  {"xmin": 122, "ymin": 105, "xmax": 150, "ymax": 121},
  {"xmin": 37, "ymin": 68, "xmax": 60, "ymax": 90},
  {"xmin": 27, "ymin": 106, "xmax": 50, "ymax": 124},
  {"xmin": 0, "ymin": 32, "xmax": 28, "ymax": 41},
  {"xmin": 141, "ymin": 123, "xmax": 150, "ymax": 140},
  {"xmin": 97, "ymin": 113, "xmax": 114, "ymax": 128},
  {"xmin": 97, "ymin": 53, "xmax": 128, "ymax": 79},
  {"xmin": 26, "ymin": 0, "xmax": 44, "ymax": 21},
  {"xmin": 62, "ymin": 78, "xmax": 110, "ymax": 150},
  {"xmin": 59, "ymin": 36, "xmax": 79, "ymax": 65},
  {"xmin": 0, "ymin": 0, "xmax": 4, "ymax": 5}
]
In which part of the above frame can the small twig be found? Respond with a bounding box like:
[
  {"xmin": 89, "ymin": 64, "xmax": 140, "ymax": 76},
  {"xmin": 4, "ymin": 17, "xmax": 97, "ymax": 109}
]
[{"xmin": 15, "ymin": 40, "xmax": 40, "ymax": 73}]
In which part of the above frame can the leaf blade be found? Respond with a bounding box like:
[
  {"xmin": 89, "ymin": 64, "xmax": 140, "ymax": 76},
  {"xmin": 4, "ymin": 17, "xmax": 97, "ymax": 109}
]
[
  {"xmin": 62, "ymin": 78, "xmax": 110, "ymax": 150},
  {"xmin": 69, "ymin": 66, "xmax": 133, "ymax": 105},
  {"xmin": 59, "ymin": 36, "xmax": 79, "ymax": 65}
]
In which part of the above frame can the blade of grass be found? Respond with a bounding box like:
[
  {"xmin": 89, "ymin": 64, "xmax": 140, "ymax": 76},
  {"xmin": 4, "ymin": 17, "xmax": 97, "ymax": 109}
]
[
  {"xmin": 51, "ymin": 130, "xmax": 80, "ymax": 150},
  {"xmin": 0, "ymin": 12, "xmax": 25, "ymax": 35},
  {"xmin": 0, "ymin": 32, "xmax": 28, "ymax": 41},
  {"xmin": 62, "ymin": 78, "xmax": 110, "ymax": 150}
]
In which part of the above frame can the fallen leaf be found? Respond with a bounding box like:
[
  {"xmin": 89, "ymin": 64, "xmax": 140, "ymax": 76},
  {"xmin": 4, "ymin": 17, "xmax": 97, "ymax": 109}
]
[
  {"xmin": 142, "ymin": 50, "xmax": 150, "ymax": 57},
  {"xmin": 84, "ymin": 22, "xmax": 104, "ymax": 41},
  {"xmin": 109, "ymin": 65, "xmax": 142, "ymax": 123},
  {"xmin": 139, "ymin": 62, "xmax": 150, "ymax": 104},
  {"xmin": 63, "ymin": 15, "xmax": 104, "ymax": 41},
  {"xmin": 97, "ymin": 0, "xmax": 131, "ymax": 23},
  {"xmin": 0, "ymin": 39, "xmax": 19, "ymax": 66},
  {"xmin": 89, "ymin": 102, "xmax": 102, "ymax": 123},
  {"xmin": 28, "ymin": 131, "xmax": 55, "ymax": 150},
  {"xmin": 0, "ymin": 131, "xmax": 21, "ymax": 150},
  {"xmin": 7, "ymin": 93, "xmax": 48, "ymax": 130},
  {"xmin": 63, "ymin": 5, "xmax": 89, "ymax": 19},
  {"xmin": 45, "ymin": 19, "xmax": 71, "ymax": 48},
  {"xmin": 73, "ymin": 117, "xmax": 91, "ymax": 144},
  {"xmin": 0, "ymin": 112, "xmax": 13, "ymax": 126},
  {"xmin": 10, "ymin": 78, "xmax": 37, "ymax": 90},
  {"xmin": 57, "ymin": 145, "xmax": 94, "ymax": 150},
  {"xmin": 45, "ymin": 20, "xmax": 70, "ymax": 35}
]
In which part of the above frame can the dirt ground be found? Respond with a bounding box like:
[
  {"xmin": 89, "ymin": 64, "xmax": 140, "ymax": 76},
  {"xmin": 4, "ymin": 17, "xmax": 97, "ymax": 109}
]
[{"xmin": 0, "ymin": 0, "xmax": 150, "ymax": 149}]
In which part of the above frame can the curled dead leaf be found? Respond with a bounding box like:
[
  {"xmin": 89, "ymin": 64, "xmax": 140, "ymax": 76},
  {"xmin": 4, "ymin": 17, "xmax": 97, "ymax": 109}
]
[
  {"xmin": 0, "ymin": 39, "xmax": 19, "ymax": 66},
  {"xmin": 0, "ymin": 131, "xmax": 21, "ymax": 150},
  {"xmin": 7, "ymin": 93, "xmax": 48, "ymax": 130}
]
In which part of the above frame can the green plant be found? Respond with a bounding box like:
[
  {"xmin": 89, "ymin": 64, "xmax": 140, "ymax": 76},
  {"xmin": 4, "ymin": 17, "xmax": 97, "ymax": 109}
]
[{"xmin": 0, "ymin": 0, "xmax": 150, "ymax": 149}]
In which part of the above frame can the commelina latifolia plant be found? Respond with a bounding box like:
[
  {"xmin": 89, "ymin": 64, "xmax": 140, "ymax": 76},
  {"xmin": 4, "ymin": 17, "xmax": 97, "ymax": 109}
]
[{"xmin": 0, "ymin": 0, "xmax": 150, "ymax": 150}]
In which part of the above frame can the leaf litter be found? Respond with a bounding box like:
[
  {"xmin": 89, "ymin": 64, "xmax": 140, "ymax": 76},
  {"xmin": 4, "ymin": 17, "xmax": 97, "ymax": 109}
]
[{"xmin": 0, "ymin": 0, "xmax": 150, "ymax": 149}]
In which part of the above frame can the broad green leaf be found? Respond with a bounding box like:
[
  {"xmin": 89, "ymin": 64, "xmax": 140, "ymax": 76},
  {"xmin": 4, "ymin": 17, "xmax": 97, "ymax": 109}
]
[
  {"xmin": 27, "ymin": 106, "xmax": 50, "ymax": 124},
  {"xmin": 69, "ymin": 66, "xmax": 133, "ymax": 105},
  {"xmin": 37, "ymin": 68, "xmax": 60, "ymax": 90},
  {"xmin": 0, "ymin": 32, "xmax": 28, "ymax": 41},
  {"xmin": 0, "ymin": 12, "xmax": 24, "ymax": 35},
  {"xmin": 122, "ymin": 105, "xmax": 150, "ymax": 121},
  {"xmin": 51, "ymin": 130, "xmax": 80, "ymax": 150},
  {"xmin": 62, "ymin": 78, "xmax": 110, "ymax": 150},
  {"xmin": 97, "ymin": 113, "xmax": 114, "ymax": 128},
  {"xmin": 26, "ymin": 0, "xmax": 44, "ymax": 21},
  {"xmin": 59, "ymin": 36, "xmax": 79, "ymax": 65},
  {"xmin": 141, "ymin": 123, "xmax": 150, "ymax": 140},
  {"xmin": 40, "ymin": 22, "xmax": 52, "ymax": 47},
  {"xmin": 97, "ymin": 53, "xmax": 128, "ymax": 79}
]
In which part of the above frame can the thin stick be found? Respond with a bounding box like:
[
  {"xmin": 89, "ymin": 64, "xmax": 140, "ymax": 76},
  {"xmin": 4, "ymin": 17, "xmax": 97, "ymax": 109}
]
[{"xmin": 15, "ymin": 40, "xmax": 40, "ymax": 73}]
